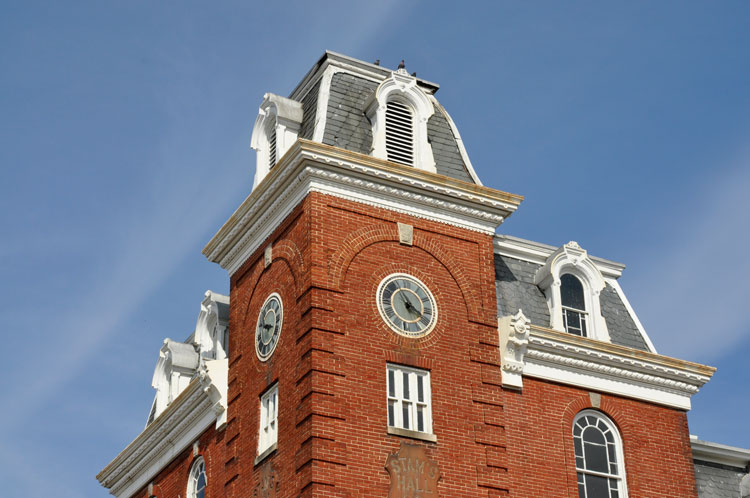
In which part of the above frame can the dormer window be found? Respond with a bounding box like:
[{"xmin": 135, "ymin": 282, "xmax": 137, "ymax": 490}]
[
  {"xmin": 385, "ymin": 100, "xmax": 414, "ymax": 166},
  {"xmin": 561, "ymin": 274, "xmax": 587, "ymax": 337},
  {"xmin": 535, "ymin": 241, "xmax": 611, "ymax": 342},
  {"xmin": 250, "ymin": 93, "xmax": 303, "ymax": 189},
  {"xmin": 365, "ymin": 69, "xmax": 436, "ymax": 173}
]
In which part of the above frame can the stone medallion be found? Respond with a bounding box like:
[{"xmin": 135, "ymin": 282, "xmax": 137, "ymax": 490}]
[
  {"xmin": 385, "ymin": 443, "xmax": 441, "ymax": 497},
  {"xmin": 253, "ymin": 462, "xmax": 278, "ymax": 498}
]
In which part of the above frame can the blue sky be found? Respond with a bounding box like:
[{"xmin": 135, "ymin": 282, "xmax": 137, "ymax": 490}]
[{"xmin": 1, "ymin": 1, "xmax": 749, "ymax": 496}]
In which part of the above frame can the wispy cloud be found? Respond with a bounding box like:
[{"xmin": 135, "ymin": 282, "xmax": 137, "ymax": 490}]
[{"xmin": 628, "ymin": 143, "xmax": 750, "ymax": 362}]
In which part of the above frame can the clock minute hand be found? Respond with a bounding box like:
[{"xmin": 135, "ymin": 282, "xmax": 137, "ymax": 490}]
[{"xmin": 402, "ymin": 294, "xmax": 422, "ymax": 318}]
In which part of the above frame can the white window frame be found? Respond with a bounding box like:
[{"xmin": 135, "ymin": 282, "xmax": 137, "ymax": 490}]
[
  {"xmin": 250, "ymin": 93, "xmax": 303, "ymax": 189},
  {"xmin": 365, "ymin": 69, "xmax": 436, "ymax": 173},
  {"xmin": 535, "ymin": 241, "xmax": 611, "ymax": 342},
  {"xmin": 573, "ymin": 410, "xmax": 628, "ymax": 498},
  {"xmin": 186, "ymin": 456, "xmax": 206, "ymax": 498},
  {"xmin": 258, "ymin": 384, "xmax": 278, "ymax": 456},
  {"xmin": 386, "ymin": 364, "xmax": 432, "ymax": 435}
]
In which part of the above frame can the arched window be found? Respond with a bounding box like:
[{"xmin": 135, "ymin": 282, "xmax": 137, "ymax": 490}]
[
  {"xmin": 365, "ymin": 69, "xmax": 436, "ymax": 173},
  {"xmin": 573, "ymin": 411, "xmax": 627, "ymax": 498},
  {"xmin": 561, "ymin": 274, "xmax": 587, "ymax": 337},
  {"xmin": 385, "ymin": 100, "xmax": 414, "ymax": 166},
  {"xmin": 187, "ymin": 456, "xmax": 206, "ymax": 498}
]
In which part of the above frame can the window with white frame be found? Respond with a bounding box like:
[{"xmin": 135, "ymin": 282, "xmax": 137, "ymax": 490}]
[
  {"xmin": 573, "ymin": 410, "xmax": 627, "ymax": 498},
  {"xmin": 365, "ymin": 69, "xmax": 436, "ymax": 174},
  {"xmin": 187, "ymin": 456, "xmax": 206, "ymax": 498},
  {"xmin": 258, "ymin": 384, "xmax": 278, "ymax": 455},
  {"xmin": 250, "ymin": 93, "xmax": 303, "ymax": 189},
  {"xmin": 561, "ymin": 273, "xmax": 588, "ymax": 337},
  {"xmin": 387, "ymin": 364, "xmax": 432, "ymax": 434},
  {"xmin": 534, "ymin": 241, "xmax": 611, "ymax": 342}
]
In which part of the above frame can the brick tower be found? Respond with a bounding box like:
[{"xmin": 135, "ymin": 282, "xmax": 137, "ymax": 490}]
[{"xmin": 98, "ymin": 52, "xmax": 721, "ymax": 498}]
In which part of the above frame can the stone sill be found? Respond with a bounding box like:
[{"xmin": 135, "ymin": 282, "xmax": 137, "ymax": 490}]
[
  {"xmin": 387, "ymin": 426, "xmax": 437, "ymax": 443},
  {"xmin": 254, "ymin": 442, "xmax": 277, "ymax": 466}
]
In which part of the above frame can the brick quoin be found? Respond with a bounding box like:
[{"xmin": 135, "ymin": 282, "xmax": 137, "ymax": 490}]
[{"xmin": 134, "ymin": 191, "xmax": 699, "ymax": 497}]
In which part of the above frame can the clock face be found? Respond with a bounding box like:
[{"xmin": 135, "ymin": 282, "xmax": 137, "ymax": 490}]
[
  {"xmin": 377, "ymin": 274, "xmax": 437, "ymax": 337},
  {"xmin": 256, "ymin": 293, "xmax": 283, "ymax": 361}
]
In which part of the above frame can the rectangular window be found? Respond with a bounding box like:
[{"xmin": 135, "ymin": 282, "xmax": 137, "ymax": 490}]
[
  {"xmin": 386, "ymin": 364, "xmax": 432, "ymax": 434},
  {"xmin": 258, "ymin": 384, "xmax": 278, "ymax": 455}
]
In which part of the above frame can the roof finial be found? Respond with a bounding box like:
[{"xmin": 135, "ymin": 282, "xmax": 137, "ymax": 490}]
[{"xmin": 398, "ymin": 59, "xmax": 405, "ymax": 70}]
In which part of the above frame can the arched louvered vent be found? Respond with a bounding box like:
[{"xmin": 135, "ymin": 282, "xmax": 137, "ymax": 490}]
[
  {"xmin": 385, "ymin": 101, "xmax": 414, "ymax": 166},
  {"xmin": 267, "ymin": 124, "xmax": 277, "ymax": 170}
]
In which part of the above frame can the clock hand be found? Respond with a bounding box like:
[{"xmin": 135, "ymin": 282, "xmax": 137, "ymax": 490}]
[{"xmin": 402, "ymin": 295, "xmax": 423, "ymax": 318}]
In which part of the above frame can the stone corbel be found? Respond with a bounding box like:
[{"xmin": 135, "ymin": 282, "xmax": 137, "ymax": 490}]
[{"xmin": 498, "ymin": 309, "xmax": 531, "ymax": 389}]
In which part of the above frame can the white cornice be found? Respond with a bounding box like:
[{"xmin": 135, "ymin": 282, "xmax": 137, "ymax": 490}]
[
  {"xmin": 691, "ymin": 437, "xmax": 750, "ymax": 468},
  {"xmin": 97, "ymin": 364, "xmax": 227, "ymax": 498},
  {"xmin": 522, "ymin": 326, "xmax": 714, "ymax": 410},
  {"xmin": 494, "ymin": 234, "xmax": 625, "ymax": 279},
  {"xmin": 203, "ymin": 140, "xmax": 523, "ymax": 276}
]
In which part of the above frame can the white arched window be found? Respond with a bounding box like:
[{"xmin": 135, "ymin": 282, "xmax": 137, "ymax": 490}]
[
  {"xmin": 535, "ymin": 241, "xmax": 610, "ymax": 341},
  {"xmin": 573, "ymin": 411, "xmax": 627, "ymax": 498},
  {"xmin": 250, "ymin": 93, "xmax": 303, "ymax": 189},
  {"xmin": 365, "ymin": 69, "xmax": 436, "ymax": 173},
  {"xmin": 187, "ymin": 456, "xmax": 206, "ymax": 498}
]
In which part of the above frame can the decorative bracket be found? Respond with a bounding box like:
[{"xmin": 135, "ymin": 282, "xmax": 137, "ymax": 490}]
[{"xmin": 498, "ymin": 309, "xmax": 531, "ymax": 389}]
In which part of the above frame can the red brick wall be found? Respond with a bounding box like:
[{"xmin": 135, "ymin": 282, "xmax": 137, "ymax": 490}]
[
  {"xmin": 134, "ymin": 190, "xmax": 697, "ymax": 498},
  {"xmin": 503, "ymin": 377, "xmax": 698, "ymax": 498},
  {"xmin": 223, "ymin": 191, "xmax": 508, "ymax": 497}
]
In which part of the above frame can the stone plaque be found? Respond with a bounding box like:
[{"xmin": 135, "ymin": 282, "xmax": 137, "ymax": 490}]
[
  {"xmin": 253, "ymin": 462, "xmax": 278, "ymax": 498},
  {"xmin": 385, "ymin": 443, "xmax": 441, "ymax": 497}
]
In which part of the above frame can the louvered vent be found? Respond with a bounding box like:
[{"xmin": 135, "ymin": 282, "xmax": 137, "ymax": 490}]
[
  {"xmin": 385, "ymin": 101, "xmax": 414, "ymax": 166},
  {"xmin": 267, "ymin": 126, "xmax": 277, "ymax": 169}
]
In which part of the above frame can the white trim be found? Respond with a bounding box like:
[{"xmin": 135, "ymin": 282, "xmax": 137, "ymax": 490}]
[
  {"xmin": 251, "ymin": 93, "xmax": 303, "ymax": 189},
  {"xmin": 520, "ymin": 327, "xmax": 713, "ymax": 410},
  {"xmin": 494, "ymin": 235, "xmax": 625, "ymax": 279},
  {"xmin": 429, "ymin": 96, "xmax": 483, "ymax": 185},
  {"xmin": 203, "ymin": 141, "xmax": 521, "ymax": 276},
  {"xmin": 311, "ymin": 65, "xmax": 336, "ymax": 143},
  {"xmin": 607, "ymin": 278, "xmax": 657, "ymax": 354},
  {"xmin": 691, "ymin": 437, "xmax": 750, "ymax": 468},
  {"xmin": 97, "ymin": 362, "xmax": 228, "ymax": 498}
]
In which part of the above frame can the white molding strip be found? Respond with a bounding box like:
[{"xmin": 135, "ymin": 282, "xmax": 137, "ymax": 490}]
[
  {"xmin": 607, "ymin": 278, "xmax": 658, "ymax": 354},
  {"xmin": 522, "ymin": 326, "xmax": 714, "ymax": 411},
  {"xmin": 691, "ymin": 437, "xmax": 750, "ymax": 468},
  {"xmin": 494, "ymin": 234, "xmax": 626, "ymax": 279},
  {"xmin": 204, "ymin": 140, "xmax": 522, "ymax": 276},
  {"xmin": 97, "ymin": 362, "xmax": 227, "ymax": 498}
]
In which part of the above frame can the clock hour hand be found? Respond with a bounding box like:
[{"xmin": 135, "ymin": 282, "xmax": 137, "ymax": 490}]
[{"xmin": 401, "ymin": 293, "xmax": 422, "ymax": 318}]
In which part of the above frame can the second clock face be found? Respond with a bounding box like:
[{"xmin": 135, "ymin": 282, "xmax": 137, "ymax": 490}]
[
  {"xmin": 377, "ymin": 274, "xmax": 437, "ymax": 337},
  {"xmin": 256, "ymin": 293, "xmax": 283, "ymax": 361}
]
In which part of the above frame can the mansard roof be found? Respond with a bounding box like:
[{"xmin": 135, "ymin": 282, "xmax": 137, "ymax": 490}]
[
  {"xmin": 290, "ymin": 51, "xmax": 479, "ymax": 184},
  {"xmin": 493, "ymin": 234, "xmax": 652, "ymax": 352}
]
